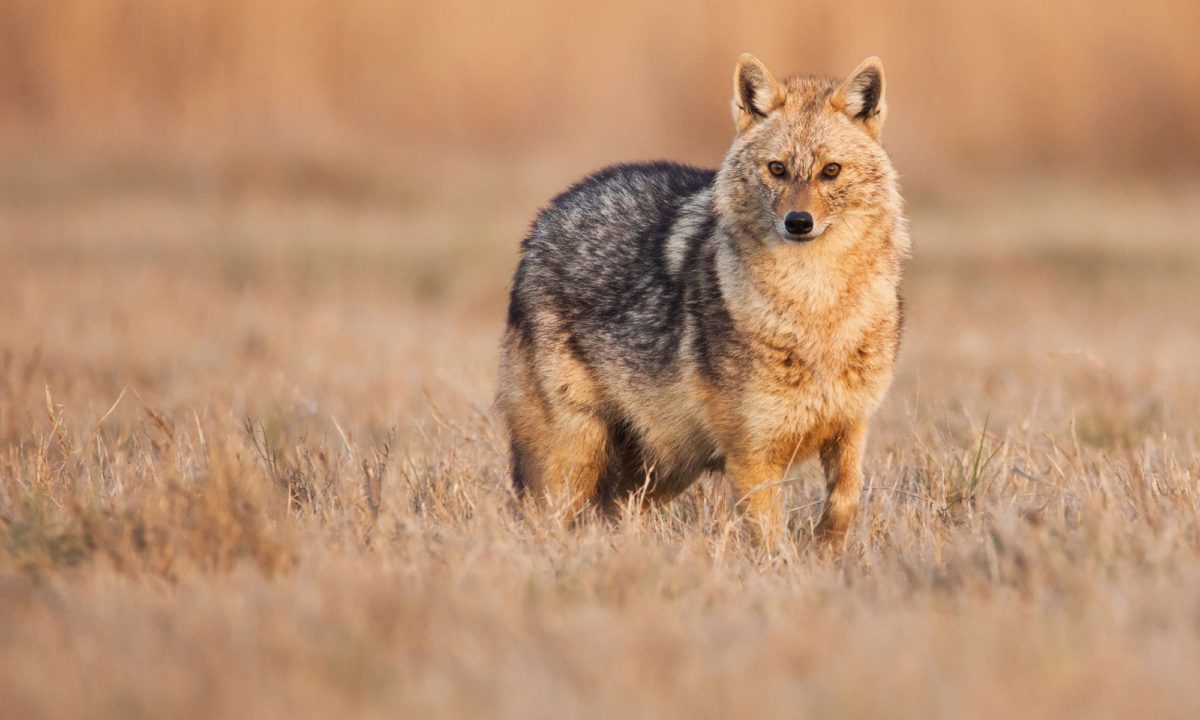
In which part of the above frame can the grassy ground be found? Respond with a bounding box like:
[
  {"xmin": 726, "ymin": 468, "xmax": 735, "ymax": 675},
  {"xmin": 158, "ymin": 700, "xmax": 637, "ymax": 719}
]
[{"xmin": 2, "ymin": 173, "xmax": 1200, "ymax": 719}]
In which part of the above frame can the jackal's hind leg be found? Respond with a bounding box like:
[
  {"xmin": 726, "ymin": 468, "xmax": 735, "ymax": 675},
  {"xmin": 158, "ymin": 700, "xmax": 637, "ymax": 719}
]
[
  {"xmin": 507, "ymin": 411, "xmax": 610, "ymax": 521},
  {"xmin": 499, "ymin": 327, "xmax": 611, "ymax": 523},
  {"xmin": 537, "ymin": 411, "xmax": 610, "ymax": 521}
]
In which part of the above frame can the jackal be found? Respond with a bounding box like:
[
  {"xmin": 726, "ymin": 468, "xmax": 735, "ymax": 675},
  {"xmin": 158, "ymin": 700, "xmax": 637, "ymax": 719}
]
[{"xmin": 498, "ymin": 55, "xmax": 910, "ymax": 545}]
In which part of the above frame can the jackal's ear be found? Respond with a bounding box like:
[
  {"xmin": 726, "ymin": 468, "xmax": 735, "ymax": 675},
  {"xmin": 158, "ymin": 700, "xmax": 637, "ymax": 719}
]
[
  {"xmin": 832, "ymin": 56, "xmax": 887, "ymax": 140},
  {"xmin": 732, "ymin": 54, "xmax": 784, "ymax": 133}
]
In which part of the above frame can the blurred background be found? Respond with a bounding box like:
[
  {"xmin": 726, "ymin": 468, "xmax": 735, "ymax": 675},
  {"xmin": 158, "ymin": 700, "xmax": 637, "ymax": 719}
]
[{"xmin": 2, "ymin": 0, "xmax": 1199, "ymax": 198}]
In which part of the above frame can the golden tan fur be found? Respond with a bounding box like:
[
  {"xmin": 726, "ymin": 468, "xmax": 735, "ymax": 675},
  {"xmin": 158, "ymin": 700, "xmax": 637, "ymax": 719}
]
[{"xmin": 499, "ymin": 55, "xmax": 909, "ymax": 548}]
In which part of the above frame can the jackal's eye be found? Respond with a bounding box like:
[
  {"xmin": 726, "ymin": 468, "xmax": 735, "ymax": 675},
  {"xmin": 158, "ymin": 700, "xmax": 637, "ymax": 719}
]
[
  {"xmin": 767, "ymin": 161, "xmax": 786, "ymax": 177},
  {"xmin": 821, "ymin": 162, "xmax": 842, "ymax": 179}
]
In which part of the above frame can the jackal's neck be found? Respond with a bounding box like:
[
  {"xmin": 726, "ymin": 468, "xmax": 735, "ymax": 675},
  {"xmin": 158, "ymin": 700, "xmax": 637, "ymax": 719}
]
[{"xmin": 715, "ymin": 209, "xmax": 907, "ymax": 346}]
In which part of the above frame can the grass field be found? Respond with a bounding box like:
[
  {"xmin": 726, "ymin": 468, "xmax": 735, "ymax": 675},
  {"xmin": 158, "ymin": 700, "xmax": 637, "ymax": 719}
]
[{"xmin": 2, "ymin": 166, "xmax": 1199, "ymax": 718}]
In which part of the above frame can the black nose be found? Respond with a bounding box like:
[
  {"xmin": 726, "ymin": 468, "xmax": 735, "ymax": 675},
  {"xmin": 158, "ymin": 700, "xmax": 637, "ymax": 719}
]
[{"xmin": 784, "ymin": 211, "xmax": 814, "ymax": 235}]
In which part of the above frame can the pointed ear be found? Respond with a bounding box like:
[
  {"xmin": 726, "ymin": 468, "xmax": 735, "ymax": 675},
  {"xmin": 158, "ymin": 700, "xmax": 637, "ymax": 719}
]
[
  {"xmin": 831, "ymin": 56, "xmax": 886, "ymax": 140},
  {"xmin": 731, "ymin": 53, "xmax": 784, "ymax": 133}
]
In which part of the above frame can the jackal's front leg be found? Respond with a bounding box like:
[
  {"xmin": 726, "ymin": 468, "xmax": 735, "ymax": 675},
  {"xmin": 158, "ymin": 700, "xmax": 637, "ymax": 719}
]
[
  {"xmin": 815, "ymin": 420, "xmax": 868, "ymax": 548},
  {"xmin": 724, "ymin": 453, "xmax": 790, "ymax": 546}
]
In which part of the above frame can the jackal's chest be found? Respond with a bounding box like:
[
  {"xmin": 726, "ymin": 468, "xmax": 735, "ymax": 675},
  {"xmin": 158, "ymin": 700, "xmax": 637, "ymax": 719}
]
[{"xmin": 745, "ymin": 319, "xmax": 898, "ymax": 424}]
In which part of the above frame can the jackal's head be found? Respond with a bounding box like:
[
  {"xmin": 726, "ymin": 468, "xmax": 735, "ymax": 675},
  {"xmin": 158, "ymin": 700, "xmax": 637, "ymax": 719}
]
[{"xmin": 715, "ymin": 55, "xmax": 899, "ymax": 245}]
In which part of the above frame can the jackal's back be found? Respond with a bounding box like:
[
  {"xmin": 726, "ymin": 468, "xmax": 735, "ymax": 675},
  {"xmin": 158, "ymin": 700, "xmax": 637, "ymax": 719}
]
[{"xmin": 507, "ymin": 161, "xmax": 717, "ymax": 378}]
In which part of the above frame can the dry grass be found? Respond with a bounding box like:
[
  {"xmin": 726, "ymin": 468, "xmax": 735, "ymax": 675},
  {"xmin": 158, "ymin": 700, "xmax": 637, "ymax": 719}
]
[{"xmin": 2, "ymin": 170, "xmax": 1200, "ymax": 718}]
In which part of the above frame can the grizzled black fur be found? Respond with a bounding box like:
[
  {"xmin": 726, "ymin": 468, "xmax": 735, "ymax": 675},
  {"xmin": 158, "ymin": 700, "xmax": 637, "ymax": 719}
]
[
  {"xmin": 508, "ymin": 162, "xmax": 728, "ymax": 378},
  {"xmin": 505, "ymin": 161, "xmax": 736, "ymax": 497}
]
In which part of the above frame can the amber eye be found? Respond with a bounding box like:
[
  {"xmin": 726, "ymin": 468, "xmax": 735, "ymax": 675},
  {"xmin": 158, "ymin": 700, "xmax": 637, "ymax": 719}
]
[
  {"xmin": 821, "ymin": 162, "xmax": 842, "ymax": 179},
  {"xmin": 767, "ymin": 161, "xmax": 786, "ymax": 177}
]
